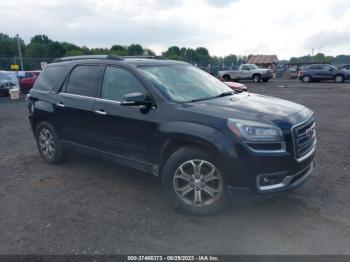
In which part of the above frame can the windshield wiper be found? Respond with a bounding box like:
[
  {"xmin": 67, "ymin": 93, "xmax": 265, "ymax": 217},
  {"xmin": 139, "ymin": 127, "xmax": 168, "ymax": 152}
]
[
  {"xmin": 217, "ymin": 91, "xmax": 235, "ymax": 97},
  {"xmin": 186, "ymin": 91, "xmax": 235, "ymax": 103}
]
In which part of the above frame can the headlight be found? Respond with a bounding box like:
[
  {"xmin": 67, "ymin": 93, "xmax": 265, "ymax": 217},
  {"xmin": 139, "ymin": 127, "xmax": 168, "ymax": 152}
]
[{"xmin": 227, "ymin": 119, "xmax": 284, "ymax": 142}]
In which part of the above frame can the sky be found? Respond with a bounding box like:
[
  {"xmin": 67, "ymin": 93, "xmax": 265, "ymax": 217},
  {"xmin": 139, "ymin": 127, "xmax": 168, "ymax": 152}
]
[{"xmin": 1, "ymin": 0, "xmax": 350, "ymax": 59}]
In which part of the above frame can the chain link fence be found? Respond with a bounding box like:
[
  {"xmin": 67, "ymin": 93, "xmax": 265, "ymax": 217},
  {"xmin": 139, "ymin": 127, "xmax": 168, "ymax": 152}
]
[{"xmin": 0, "ymin": 57, "xmax": 56, "ymax": 71}]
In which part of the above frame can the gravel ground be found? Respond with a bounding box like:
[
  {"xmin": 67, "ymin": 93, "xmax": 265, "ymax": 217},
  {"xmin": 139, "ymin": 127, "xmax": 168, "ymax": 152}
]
[{"xmin": 0, "ymin": 79, "xmax": 349, "ymax": 255}]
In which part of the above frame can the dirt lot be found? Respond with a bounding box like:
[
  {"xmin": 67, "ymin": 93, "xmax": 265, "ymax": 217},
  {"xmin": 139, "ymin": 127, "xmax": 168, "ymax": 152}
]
[{"xmin": 0, "ymin": 79, "xmax": 349, "ymax": 255}]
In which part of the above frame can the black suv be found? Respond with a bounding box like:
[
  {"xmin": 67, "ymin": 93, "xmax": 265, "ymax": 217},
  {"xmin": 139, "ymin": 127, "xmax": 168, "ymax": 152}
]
[
  {"xmin": 27, "ymin": 55, "xmax": 316, "ymax": 215},
  {"xmin": 299, "ymin": 64, "xmax": 349, "ymax": 83}
]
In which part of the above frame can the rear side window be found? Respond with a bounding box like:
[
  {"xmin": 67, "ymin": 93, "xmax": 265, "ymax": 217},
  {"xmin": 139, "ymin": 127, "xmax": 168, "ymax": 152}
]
[
  {"xmin": 33, "ymin": 66, "xmax": 65, "ymax": 91},
  {"xmin": 308, "ymin": 65, "xmax": 322, "ymax": 70},
  {"xmin": 101, "ymin": 66, "xmax": 145, "ymax": 101},
  {"xmin": 65, "ymin": 65, "xmax": 101, "ymax": 97}
]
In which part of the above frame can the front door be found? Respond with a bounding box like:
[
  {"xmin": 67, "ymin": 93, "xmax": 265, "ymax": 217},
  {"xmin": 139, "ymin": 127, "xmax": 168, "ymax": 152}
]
[{"xmin": 92, "ymin": 65, "xmax": 156, "ymax": 167}]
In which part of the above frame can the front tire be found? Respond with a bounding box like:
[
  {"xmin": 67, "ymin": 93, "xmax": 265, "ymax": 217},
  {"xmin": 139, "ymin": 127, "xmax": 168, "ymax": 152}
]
[
  {"xmin": 35, "ymin": 121, "xmax": 64, "ymax": 164},
  {"xmin": 334, "ymin": 74, "xmax": 345, "ymax": 83},
  {"xmin": 161, "ymin": 146, "xmax": 228, "ymax": 215}
]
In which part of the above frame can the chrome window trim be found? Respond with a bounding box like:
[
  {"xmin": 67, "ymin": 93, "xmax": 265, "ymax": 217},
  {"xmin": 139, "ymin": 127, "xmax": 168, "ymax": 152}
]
[
  {"xmin": 58, "ymin": 92, "xmax": 155, "ymax": 109},
  {"xmin": 58, "ymin": 92, "xmax": 96, "ymax": 100}
]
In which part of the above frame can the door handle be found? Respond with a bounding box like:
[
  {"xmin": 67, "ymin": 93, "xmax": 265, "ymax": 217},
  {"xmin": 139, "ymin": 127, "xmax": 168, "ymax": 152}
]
[
  {"xmin": 94, "ymin": 109, "xmax": 107, "ymax": 115},
  {"xmin": 56, "ymin": 102, "xmax": 65, "ymax": 108}
]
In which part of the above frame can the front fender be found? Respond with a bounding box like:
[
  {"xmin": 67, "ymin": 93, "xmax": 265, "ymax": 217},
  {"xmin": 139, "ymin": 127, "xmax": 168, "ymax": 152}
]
[{"xmin": 156, "ymin": 121, "xmax": 236, "ymax": 164}]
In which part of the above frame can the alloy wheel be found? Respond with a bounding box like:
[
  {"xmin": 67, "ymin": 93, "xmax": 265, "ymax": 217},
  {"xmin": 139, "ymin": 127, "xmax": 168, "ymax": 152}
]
[
  {"xmin": 335, "ymin": 75, "xmax": 343, "ymax": 83},
  {"xmin": 303, "ymin": 76, "xmax": 310, "ymax": 83},
  {"xmin": 172, "ymin": 159, "xmax": 223, "ymax": 207},
  {"xmin": 38, "ymin": 128, "xmax": 56, "ymax": 159}
]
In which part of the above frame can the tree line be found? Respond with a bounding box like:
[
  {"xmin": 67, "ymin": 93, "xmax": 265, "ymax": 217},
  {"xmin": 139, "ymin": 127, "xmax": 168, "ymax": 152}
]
[{"xmin": 1, "ymin": 33, "xmax": 350, "ymax": 71}]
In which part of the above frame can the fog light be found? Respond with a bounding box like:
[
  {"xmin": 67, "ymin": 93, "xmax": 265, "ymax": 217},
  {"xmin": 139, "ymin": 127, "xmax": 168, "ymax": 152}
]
[{"xmin": 259, "ymin": 174, "xmax": 285, "ymax": 186}]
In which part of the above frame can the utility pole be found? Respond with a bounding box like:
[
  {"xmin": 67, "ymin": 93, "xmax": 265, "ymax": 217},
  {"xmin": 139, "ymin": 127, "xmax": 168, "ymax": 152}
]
[{"xmin": 16, "ymin": 34, "xmax": 24, "ymax": 71}]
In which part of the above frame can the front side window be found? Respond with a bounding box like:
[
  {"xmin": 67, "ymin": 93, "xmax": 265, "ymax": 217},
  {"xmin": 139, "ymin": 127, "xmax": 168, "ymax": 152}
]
[
  {"xmin": 241, "ymin": 65, "xmax": 250, "ymax": 70},
  {"xmin": 101, "ymin": 66, "xmax": 145, "ymax": 101},
  {"xmin": 66, "ymin": 65, "xmax": 101, "ymax": 97},
  {"xmin": 139, "ymin": 64, "xmax": 232, "ymax": 103}
]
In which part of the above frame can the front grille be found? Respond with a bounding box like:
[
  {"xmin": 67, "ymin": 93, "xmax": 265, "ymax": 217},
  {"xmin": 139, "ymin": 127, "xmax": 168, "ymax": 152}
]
[{"xmin": 292, "ymin": 118, "xmax": 316, "ymax": 160}]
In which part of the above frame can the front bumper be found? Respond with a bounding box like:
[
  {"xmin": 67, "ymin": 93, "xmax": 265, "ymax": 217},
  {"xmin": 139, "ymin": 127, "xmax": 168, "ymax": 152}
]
[{"xmin": 226, "ymin": 161, "xmax": 314, "ymax": 198}]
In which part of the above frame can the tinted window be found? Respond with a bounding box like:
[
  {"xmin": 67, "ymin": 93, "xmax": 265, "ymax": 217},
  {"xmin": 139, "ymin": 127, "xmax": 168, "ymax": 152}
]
[
  {"xmin": 308, "ymin": 65, "xmax": 322, "ymax": 70},
  {"xmin": 101, "ymin": 66, "xmax": 145, "ymax": 101},
  {"xmin": 241, "ymin": 65, "xmax": 250, "ymax": 70},
  {"xmin": 66, "ymin": 65, "xmax": 101, "ymax": 97},
  {"xmin": 33, "ymin": 66, "xmax": 66, "ymax": 91}
]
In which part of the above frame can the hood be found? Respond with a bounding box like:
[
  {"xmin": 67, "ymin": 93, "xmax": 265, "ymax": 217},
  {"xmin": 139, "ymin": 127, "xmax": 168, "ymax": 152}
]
[{"xmin": 181, "ymin": 92, "xmax": 310, "ymax": 125}]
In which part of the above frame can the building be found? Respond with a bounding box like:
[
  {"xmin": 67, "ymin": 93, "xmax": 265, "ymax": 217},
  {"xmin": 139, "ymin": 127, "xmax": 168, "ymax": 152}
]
[{"xmin": 247, "ymin": 55, "xmax": 279, "ymax": 71}]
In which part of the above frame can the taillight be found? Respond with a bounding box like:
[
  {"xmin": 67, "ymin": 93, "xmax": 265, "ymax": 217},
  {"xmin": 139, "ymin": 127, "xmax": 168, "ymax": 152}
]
[{"xmin": 298, "ymin": 71, "xmax": 304, "ymax": 77}]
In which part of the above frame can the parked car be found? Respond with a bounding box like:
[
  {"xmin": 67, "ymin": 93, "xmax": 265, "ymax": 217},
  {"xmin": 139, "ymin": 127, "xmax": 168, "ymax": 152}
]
[
  {"xmin": 223, "ymin": 81, "xmax": 247, "ymax": 92},
  {"xmin": 298, "ymin": 64, "xmax": 350, "ymax": 83},
  {"xmin": 19, "ymin": 71, "xmax": 41, "ymax": 93},
  {"xmin": 218, "ymin": 64, "xmax": 273, "ymax": 83},
  {"xmin": 0, "ymin": 71, "xmax": 18, "ymax": 97},
  {"xmin": 27, "ymin": 55, "xmax": 316, "ymax": 215}
]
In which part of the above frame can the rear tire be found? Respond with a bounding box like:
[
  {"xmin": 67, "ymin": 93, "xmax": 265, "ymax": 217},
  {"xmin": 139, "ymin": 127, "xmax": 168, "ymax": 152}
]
[
  {"xmin": 253, "ymin": 74, "xmax": 261, "ymax": 83},
  {"xmin": 223, "ymin": 75, "xmax": 231, "ymax": 81},
  {"xmin": 302, "ymin": 75, "xmax": 311, "ymax": 83},
  {"xmin": 161, "ymin": 146, "xmax": 228, "ymax": 215},
  {"xmin": 35, "ymin": 121, "xmax": 64, "ymax": 164}
]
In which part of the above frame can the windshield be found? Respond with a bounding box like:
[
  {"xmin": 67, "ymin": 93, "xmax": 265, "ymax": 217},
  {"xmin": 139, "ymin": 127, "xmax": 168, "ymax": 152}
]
[{"xmin": 139, "ymin": 64, "xmax": 232, "ymax": 103}]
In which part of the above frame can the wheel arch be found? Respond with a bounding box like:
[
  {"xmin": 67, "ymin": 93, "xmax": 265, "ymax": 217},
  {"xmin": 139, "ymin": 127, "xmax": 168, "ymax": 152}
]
[
  {"xmin": 30, "ymin": 100, "xmax": 57, "ymax": 135},
  {"xmin": 157, "ymin": 122, "xmax": 232, "ymax": 176}
]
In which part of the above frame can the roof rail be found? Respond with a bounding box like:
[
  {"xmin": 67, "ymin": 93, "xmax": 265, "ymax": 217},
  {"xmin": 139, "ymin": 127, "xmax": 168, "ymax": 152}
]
[
  {"xmin": 52, "ymin": 55, "xmax": 166, "ymax": 63},
  {"xmin": 52, "ymin": 55, "xmax": 123, "ymax": 63}
]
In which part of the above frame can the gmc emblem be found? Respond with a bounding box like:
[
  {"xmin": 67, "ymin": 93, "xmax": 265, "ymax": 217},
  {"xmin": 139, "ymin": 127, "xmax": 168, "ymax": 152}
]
[{"xmin": 305, "ymin": 126, "xmax": 315, "ymax": 139}]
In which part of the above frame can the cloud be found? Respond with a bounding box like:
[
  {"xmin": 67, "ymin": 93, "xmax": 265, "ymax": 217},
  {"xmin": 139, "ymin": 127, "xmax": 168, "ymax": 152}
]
[
  {"xmin": 305, "ymin": 31, "xmax": 350, "ymax": 50},
  {"xmin": 1, "ymin": 0, "xmax": 350, "ymax": 59},
  {"xmin": 206, "ymin": 0, "xmax": 238, "ymax": 7}
]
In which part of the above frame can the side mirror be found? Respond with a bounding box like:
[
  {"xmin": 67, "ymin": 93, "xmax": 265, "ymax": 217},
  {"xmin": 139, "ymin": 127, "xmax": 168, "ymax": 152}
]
[{"xmin": 121, "ymin": 92, "xmax": 153, "ymax": 107}]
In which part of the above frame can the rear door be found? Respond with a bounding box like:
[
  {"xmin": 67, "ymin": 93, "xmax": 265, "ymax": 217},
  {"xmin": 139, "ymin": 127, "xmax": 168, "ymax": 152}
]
[
  {"xmin": 92, "ymin": 65, "xmax": 156, "ymax": 166},
  {"xmin": 56, "ymin": 64, "xmax": 103, "ymax": 148},
  {"xmin": 308, "ymin": 65, "xmax": 323, "ymax": 80}
]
